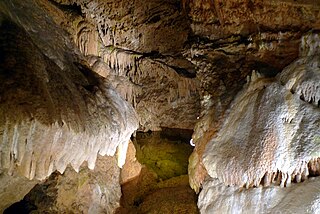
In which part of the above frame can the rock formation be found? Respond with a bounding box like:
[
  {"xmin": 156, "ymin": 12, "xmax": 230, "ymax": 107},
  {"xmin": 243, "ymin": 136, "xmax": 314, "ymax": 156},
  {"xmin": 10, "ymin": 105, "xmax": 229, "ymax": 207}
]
[
  {"xmin": 199, "ymin": 33, "xmax": 320, "ymax": 212},
  {"xmin": 0, "ymin": 0, "xmax": 320, "ymax": 213},
  {"xmin": 188, "ymin": 0, "xmax": 320, "ymax": 193},
  {"xmin": 6, "ymin": 155, "xmax": 121, "ymax": 214},
  {"xmin": 0, "ymin": 0, "xmax": 137, "ymax": 211}
]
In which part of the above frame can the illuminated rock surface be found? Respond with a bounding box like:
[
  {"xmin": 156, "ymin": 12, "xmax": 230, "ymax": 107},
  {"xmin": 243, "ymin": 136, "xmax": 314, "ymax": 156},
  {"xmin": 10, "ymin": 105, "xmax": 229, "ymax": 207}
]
[
  {"xmin": 198, "ymin": 177, "xmax": 320, "ymax": 214},
  {"xmin": 5, "ymin": 155, "xmax": 121, "ymax": 214},
  {"xmin": 0, "ymin": 0, "xmax": 137, "ymax": 211},
  {"xmin": 199, "ymin": 33, "xmax": 320, "ymax": 213},
  {"xmin": 1, "ymin": 0, "xmax": 320, "ymax": 213}
]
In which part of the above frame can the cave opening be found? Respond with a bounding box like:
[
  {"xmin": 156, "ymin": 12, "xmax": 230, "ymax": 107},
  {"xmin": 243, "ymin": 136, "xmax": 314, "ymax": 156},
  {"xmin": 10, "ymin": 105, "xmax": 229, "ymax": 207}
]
[
  {"xmin": 116, "ymin": 128, "xmax": 199, "ymax": 214},
  {"xmin": 134, "ymin": 128, "xmax": 193, "ymax": 180}
]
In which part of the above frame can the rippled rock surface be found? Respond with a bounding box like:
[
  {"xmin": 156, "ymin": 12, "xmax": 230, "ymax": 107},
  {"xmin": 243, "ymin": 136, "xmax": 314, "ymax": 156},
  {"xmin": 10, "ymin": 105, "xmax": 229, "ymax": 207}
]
[
  {"xmin": 0, "ymin": 0, "xmax": 138, "ymax": 211},
  {"xmin": 199, "ymin": 33, "xmax": 320, "ymax": 213}
]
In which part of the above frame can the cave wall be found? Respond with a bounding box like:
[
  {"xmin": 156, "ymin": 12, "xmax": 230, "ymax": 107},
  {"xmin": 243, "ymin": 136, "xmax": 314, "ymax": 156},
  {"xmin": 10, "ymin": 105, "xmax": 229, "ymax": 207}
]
[
  {"xmin": 199, "ymin": 33, "xmax": 320, "ymax": 212},
  {"xmin": 0, "ymin": 0, "xmax": 320, "ymax": 212},
  {"xmin": 16, "ymin": 155, "xmax": 121, "ymax": 214}
]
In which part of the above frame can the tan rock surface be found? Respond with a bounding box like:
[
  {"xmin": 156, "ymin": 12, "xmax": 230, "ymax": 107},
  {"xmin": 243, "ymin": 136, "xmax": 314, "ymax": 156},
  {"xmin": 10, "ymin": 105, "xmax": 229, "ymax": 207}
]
[
  {"xmin": 199, "ymin": 177, "xmax": 320, "ymax": 213},
  {"xmin": 53, "ymin": 0, "xmax": 190, "ymax": 54},
  {"xmin": 199, "ymin": 33, "xmax": 320, "ymax": 213},
  {"xmin": 117, "ymin": 130, "xmax": 198, "ymax": 214},
  {"xmin": 14, "ymin": 155, "xmax": 121, "ymax": 214},
  {"xmin": 0, "ymin": 173, "xmax": 37, "ymax": 213},
  {"xmin": 1, "ymin": 0, "xmax": 320, "ymax": 212},
  {"xmin": 0, "ymin": 0, "xmax": 137, "ymax": 210},
  {"xmin": 120, "ymin": 140, "xmax": 142, "ymax": 184}
]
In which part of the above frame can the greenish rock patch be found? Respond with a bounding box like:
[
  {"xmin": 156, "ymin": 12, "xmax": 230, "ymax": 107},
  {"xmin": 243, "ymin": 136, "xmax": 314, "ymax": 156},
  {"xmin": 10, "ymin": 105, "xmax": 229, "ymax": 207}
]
[{"xmin": 133, "ymin": 129, "xmax": 193, "ymax": 180}]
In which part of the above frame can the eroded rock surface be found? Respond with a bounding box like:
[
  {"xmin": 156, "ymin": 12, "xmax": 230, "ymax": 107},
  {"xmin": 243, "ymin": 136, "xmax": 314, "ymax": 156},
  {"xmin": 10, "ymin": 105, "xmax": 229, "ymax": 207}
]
[
  {"xmin": 120, "ymin": 141, "xmax": 142, "ymax": 184},
  {"xmin": 6, "ymin": 155, "xmax": 121, "ymax": 214},
  {"xmin": 0, "ymin": 173, "xmax": 38, "ymax": 213},
  {"xmin": 199, "ymin": 33, "xmax": 320, "ymax": 213},
  {"xmin": 184, "ymin": 0, "xmax": 320, "ymax": 192},
  {"xmin": 36, "ymin": 0, "xmax": 199, "ymax": 132},
  {"xmin": 0, "ymin": 0, "xmax": 137, "ymax": 210},
  {"xmin": 198, "ymin": 177, "xmax": 320, "ymax": 214},
  {"xmin": 1, "ymin": 0, "xmax": 320, "ymax": 212}
]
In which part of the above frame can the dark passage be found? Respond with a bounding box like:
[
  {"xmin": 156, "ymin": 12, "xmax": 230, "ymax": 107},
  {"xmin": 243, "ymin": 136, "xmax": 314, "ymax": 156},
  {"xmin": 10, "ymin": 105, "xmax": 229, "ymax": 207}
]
[{"xmin": 117, "ymin": 128, "xmax": 199, "ymax": 214}]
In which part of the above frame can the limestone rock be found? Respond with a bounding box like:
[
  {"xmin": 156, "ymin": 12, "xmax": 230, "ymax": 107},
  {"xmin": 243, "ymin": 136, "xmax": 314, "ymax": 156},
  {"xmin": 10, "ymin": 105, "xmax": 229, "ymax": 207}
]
[
  {"xmin": 14, "ymin": 155, "xmax": 121, "ymax": 214},
  {"xmin": 202, "ymin": 33, "xmax": 320, "ymax": 188},
  {"xmin": 184, "ymin": 0, "xmax": 320, "ymax": 40},
  {"xmin": 0, "ymin": 173, "xmax": 37, "ymax": 213},
  {"xmin": 36, "ymin": 0, "xmax": 201, "ymax": 132},
  {"xmin": 53, "ymin": 0, "xmax": 190, "ymax": 54},
  {"xmin": 198, "ymin": 177, "xmax": 320, "ymax": 213},
  {"xmin": 198, "ymin": 33, "xmax": 320, "ymax": 213},
  {"xmin": 120, "ymin": 140, "xmax": 142, "ymax": 184},
  {"xmin": 0, "ymin": 0, "xmax": 138, "ymax": 180},
  {"xmin": 0, "ymin": 0, "xmax": 138, "ymax": 210},
  {"xmin": 118, "ymin": 130, "xmax": 198, "ymax": 214},
  {"xmin": 88, "ymin": 48, "xmax": 200, "ymax": 131}
]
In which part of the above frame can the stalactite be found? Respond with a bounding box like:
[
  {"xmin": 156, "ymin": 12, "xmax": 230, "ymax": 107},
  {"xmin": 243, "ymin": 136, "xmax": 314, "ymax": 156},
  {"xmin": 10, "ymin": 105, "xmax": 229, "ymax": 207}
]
[{"xmin": 98, "ymin": 48, "xmax": 198, "ymax": 109}]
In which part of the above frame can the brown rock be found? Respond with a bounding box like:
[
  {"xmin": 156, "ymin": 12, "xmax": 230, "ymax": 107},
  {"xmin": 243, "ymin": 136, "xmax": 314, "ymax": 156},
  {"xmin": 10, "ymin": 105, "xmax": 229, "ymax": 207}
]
[
  {"xmin": 18, "ymin": 155, "xmax": 121, "ymax": 214},
  {"xmin": 120, "ymin": 140, "xmax": 142, "ymax": 184}
]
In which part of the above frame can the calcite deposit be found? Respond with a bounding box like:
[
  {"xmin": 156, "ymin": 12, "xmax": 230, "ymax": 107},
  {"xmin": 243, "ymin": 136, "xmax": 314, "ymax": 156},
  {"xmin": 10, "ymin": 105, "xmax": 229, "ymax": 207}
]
[
  {"xmin": 199, "ymin": 33, "xmax": 320, "ymax": 212},
  {"xmin": 0, "ymin": 0, "xmax": 137, "ymax": 211},
  {"xmin": 198, "ymin": 177, "xmax": 320, "ymax": 213},
  {"xmin": 37, "ymin": 0, "xmax": 201, "ymax": 132},
  {"xmin": 187, "ymin": 0, "xmax": 320, "ymax": 193},
  {"xmin": 1, "ymin": 0, "xmax": 320, "ymax": 213}
]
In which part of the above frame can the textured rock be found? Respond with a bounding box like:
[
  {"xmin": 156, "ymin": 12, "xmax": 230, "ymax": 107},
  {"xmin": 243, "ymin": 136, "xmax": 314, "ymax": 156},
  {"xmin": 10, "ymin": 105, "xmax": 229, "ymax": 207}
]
[
  {"xmin": 185, "ymin": 0, "xmax": 320, "ymax": 188},
  {"xmin": 117, "ymin": 130, "xmax": 198, "ymax": 214},
  {"xmin": 198, "ymin": 177, "xmax": 320, "ymax": 213},
  {"xmin": 10, "ymin": 155, "xmax": 121, "ymax": 214},
  {"xmin": 138, "ymin": 184, "xmax": 199, "ymax": 214},
  {"xmin": 0, "ymin": 0, "xmax": 137, "ymax": 210},
  {"xmin": 0, "ymin": 0, "xmax": 138, "ymax": 180},
  {"xmin": 199, "ymin": 33, "xmax": 320, "ymax": 213},
  {"xmin": 53, "ymin": 0, "xmax": 190, "ymax": 54},
  {"xmin": 185, "ymin": 0, "xmax": 320, "ymax": 40},
  {"xmin": 118, "ymin": 168, "xmax": 199, "ymax": 214},
  {"xmin": 96, "ymin": 49, "xmax": 200, "ymax": 131},
  {"xmin": 1, "ymin": 0, "xmax": 320, "ymax": 212},
  {"xmin": 120, "ymin": 140, "xmax": 142, "ymax": 184},
  {"xmin": 37, "ymin": 0, "xmax": 200, "ymax": 132},
  {"xmin": 202, "ymin": 33, "xmax": 320, "ymax": 188},
  {"xmin": 0, "ymin": 173, "xmax": 37, "ymax": 213}
]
